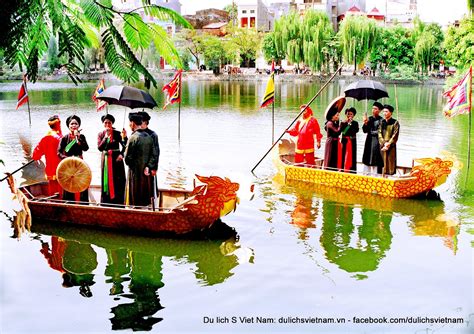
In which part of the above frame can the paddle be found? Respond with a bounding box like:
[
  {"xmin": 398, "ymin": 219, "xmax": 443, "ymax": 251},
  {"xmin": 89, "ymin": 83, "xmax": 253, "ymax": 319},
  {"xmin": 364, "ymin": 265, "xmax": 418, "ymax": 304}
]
[
  {"xmin": 251, "ymin": 64, "xmax": 344, "ymax": 173},
  {"xmin": 0, "ymin": 160, "xmax": 35, "ymax": 182}
]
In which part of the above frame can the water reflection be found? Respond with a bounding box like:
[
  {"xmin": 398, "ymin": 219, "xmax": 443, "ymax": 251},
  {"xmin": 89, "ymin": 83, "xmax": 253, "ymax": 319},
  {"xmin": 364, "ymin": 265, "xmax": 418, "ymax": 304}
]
[
  {"xmin": 321, "ymin": 201, "xmax": 393, "ymax": 278},
  {"xmin": 271, "ymin": 177, "xmax": 461, "ymax": 277},
  {"xmin": 40, "ymin": 237, "xmax": 97, "ymax": 297},
  {"xmin": 12, "ymin": 219, "xmax": 250, "ymax": 331}
]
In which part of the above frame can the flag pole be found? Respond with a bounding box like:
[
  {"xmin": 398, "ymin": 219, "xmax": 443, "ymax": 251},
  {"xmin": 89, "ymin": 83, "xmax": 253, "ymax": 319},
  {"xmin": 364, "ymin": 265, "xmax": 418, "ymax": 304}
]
[
  {"xmin": 251, "ymin": 64, "xmax": 344, "ymax": 173},
  {"xmin": 272, "ymin": 100, "xmax": 275, "ymax": 144},
  {"xmin": 178, "ymin": 71, "xmax": 182, "ymax": 142}
]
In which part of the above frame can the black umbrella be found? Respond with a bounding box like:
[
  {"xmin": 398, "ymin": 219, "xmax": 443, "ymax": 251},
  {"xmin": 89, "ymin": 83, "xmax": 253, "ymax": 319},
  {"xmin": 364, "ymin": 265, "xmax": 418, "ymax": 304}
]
[
  {"xmin": 97, "ymin": 85, "xmax": 157, "ymax": 109},
  {"xmin": 343, "ymin": 80, "xmax": 389, "ymax": 101}
]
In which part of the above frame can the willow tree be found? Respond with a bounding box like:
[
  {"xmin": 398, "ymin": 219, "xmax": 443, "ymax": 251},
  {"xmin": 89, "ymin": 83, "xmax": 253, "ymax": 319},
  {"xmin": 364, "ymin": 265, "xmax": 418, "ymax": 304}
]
[
  {"xmin": 444, "ymin": 17, "xmax": 474, "ymax": 70},
  {"xmin": 302, "ymin": 10, "xmax": 334, "ymax": 73},
  {"xmin": 273, "ymin": 11, "xmax": 304, "ymax": 68},
  {"xmin": 1, "ymin": 0, "xmax": 191, "ymax": 88},
  {"xmin": 337, "ymin": 15, "xmax": 379, "ymax": 74}
]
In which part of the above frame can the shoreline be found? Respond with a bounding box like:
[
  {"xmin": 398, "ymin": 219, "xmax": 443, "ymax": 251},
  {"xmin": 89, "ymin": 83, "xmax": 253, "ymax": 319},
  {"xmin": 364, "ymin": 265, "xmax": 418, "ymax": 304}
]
[{"xmin": 0, "ymin": 71, "xmax": 446, "ymax": 86}]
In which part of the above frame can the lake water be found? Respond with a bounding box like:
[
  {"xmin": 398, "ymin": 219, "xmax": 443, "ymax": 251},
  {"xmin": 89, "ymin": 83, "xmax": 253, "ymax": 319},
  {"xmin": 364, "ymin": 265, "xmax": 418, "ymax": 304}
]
[{"xmin": 0, "ymin": 79, "xmax": 472, "ymax": 333}]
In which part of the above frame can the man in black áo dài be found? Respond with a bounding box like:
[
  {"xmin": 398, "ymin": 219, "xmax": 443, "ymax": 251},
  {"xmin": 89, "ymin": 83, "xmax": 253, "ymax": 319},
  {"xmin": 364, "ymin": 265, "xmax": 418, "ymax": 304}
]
[
  {"xmin": 362, "ymin": 102, "xmax": 384, "ymax": 175},
  {"xmin": 124, "ymin": 113, "xmax": 158, "ymax": 207}
]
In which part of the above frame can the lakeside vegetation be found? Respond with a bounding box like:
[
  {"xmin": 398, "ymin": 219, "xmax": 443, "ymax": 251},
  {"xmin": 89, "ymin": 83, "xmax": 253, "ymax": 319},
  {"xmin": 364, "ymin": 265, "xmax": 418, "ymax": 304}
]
[{"xmin": 0, "ymin": 1, "xmax": 473, "ymax": 83}]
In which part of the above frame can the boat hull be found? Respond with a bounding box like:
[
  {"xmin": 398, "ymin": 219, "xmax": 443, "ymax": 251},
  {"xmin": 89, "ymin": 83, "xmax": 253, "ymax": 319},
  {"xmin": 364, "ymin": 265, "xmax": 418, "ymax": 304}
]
[{"xmin": 275, "ymin": 140, "xmax": 453, "ymax": 198}]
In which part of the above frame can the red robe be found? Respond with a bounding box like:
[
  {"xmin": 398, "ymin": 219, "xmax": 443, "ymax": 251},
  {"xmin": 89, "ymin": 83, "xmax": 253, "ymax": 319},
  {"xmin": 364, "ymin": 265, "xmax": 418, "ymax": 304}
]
[
  {"xmin": 32, "ymin": 129, "xmax": 62, "ymax": 196},
  {"xmin": 288, "ymin": 116, "xmax": 323, "ymax": 165}
]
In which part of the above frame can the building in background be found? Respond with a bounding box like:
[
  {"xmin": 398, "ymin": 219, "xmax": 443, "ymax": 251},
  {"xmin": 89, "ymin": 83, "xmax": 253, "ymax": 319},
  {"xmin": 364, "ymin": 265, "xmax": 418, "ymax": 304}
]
[
  {"xmin": 385, "ymin": 0, "xmax": 417, "ymax": 28},
  {"xmin": 183, "ymin": 8, "xmax": 230, "ymax": 29},
  {"xmin": 237, "ymin": 0, "xmax": 274, "ymax": 32}
]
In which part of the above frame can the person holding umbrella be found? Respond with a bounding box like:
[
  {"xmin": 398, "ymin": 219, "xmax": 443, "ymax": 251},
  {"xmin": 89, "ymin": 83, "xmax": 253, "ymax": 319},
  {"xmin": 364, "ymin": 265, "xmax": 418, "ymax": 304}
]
[
  {"xmin": 323, "ymin": 101, "xmax": 343, "ymax": 171},
  {"xmin": 362, "ymin": 102, "xmax": 384, "ymax": 175},
  {"xmin": 97, "ymin": 114, "xmax": 127, "ymax": 205},
  {"xmin": 124, "ymin": 113, "xmax": 157, "ymax": 207},
  {"xmin": 378, "ymin": 104, "xmax": 400, "ymax": 175}
]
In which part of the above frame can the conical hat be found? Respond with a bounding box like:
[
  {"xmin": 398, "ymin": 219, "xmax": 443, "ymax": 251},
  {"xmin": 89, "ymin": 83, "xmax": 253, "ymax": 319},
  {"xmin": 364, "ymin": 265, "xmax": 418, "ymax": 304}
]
[
  {"xmin": 56, "ymin": 157, "xmax": 92, "ymax": 193},
  {"xmin": 324, "ymin": 96, "xmax": 346, "ymax": 121}
]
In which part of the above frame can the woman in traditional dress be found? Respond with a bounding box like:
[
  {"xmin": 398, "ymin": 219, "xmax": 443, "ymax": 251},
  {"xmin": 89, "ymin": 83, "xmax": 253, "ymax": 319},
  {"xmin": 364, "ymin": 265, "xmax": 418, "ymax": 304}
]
[
  {"xmin": 323, "ymin": 109, "xmax": 342, "ymax": 170},
  {"xmin": 97, "ymin": 114, "xmax": 127, "ymax": 205},
  {"xmin": 340, "ymin": 107, "xmax": 359, "ymax": 173},
  {"xmin": 58, "ymin": 115, "xmax": 90, "ymax": 202}
]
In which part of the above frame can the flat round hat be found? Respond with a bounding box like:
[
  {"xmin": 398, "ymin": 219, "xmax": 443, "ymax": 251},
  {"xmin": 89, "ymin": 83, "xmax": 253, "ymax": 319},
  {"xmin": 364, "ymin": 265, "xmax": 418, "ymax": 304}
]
[
  {"xmin": 324, "ymin": 96, "xmax": 346, "ymax": 121},
  {"xmin": 56, "ymin": 157, "xmax": 92, "ymax": 193}
]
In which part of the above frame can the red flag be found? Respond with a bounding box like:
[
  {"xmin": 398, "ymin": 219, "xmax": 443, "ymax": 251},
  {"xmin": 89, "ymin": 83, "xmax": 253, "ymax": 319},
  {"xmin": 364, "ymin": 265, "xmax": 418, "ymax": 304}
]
[
  {"xmin": 443, "ymin": 66, "xmax": 472, "ymax": 118},
  {"xmin": 92, "ymin": 79, "xmax": 107, "ymax": 112},
  {"xmin": 16, "ymin": 76, "xmax": 29, "ymax": 110},
  {"xmin": 162, "ymin": 70, "xmax": 182, "ymax": 109}
]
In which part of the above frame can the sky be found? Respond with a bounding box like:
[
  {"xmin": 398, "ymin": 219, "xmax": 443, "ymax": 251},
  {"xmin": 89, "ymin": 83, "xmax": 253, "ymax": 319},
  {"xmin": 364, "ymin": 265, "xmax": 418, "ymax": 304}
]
[{"xmin": 179, "ymin": 0, "xmax": 468, "ymax": 27}]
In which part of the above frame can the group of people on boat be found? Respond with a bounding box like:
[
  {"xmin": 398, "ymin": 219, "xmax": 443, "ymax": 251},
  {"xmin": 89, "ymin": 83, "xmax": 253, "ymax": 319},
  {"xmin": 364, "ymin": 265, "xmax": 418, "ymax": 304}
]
[
  {"xmin": 32, "ymin": 112, "xmax": 160, "ymax": 207},
  {"xmin": 286, "ymin": 101, "xmax": 400, "ymax": 175}
]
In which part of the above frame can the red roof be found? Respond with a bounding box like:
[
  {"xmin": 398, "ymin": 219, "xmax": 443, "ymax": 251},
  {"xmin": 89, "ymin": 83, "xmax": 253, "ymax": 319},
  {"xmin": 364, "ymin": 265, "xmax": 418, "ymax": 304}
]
[
  {"xmin": 367, "ymin": 7, "xmax": 385, "ymax": 19},
  {"xmin": 347, "ymin": 5, "xmax": 361, "ymax": 12}
]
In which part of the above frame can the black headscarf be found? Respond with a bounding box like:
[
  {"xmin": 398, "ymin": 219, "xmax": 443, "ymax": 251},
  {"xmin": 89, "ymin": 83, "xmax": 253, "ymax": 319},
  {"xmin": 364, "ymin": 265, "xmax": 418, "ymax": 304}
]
[
  {"xmin": 66, "ymin": 115, "xmax": 81, "ymax": 127},
  {"xmin": 101, "ymin": 114, "xmax": 115, "ymax": 124}
]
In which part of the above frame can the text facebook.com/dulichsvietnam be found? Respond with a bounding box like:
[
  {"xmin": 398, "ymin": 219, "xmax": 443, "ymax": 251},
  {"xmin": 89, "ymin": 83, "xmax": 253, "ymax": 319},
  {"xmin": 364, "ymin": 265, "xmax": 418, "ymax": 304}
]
[{"xmin": 203, "ymin": 316, "xmax": 465, "ymax": 325}]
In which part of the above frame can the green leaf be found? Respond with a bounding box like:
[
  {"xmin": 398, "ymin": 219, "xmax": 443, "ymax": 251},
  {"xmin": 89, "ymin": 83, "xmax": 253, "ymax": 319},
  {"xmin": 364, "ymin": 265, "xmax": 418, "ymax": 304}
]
[{"xmin": 123, "ymin": 13, "xmax": 152, "ymax": 50}]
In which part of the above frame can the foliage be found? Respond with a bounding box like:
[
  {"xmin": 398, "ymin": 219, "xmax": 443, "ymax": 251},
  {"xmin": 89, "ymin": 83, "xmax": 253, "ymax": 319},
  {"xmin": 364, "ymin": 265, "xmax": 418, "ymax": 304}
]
[
  {"xmin": 201, "ymin": 34, "xmax": 227, "ymax": 70},
  {"xmin": 223, "ymin": 3, "xmax": 237, "ymax": 25},
  {"xmin": 337, "ymin": 15, "xmax": 379, "ymax": 73},
  {"xmin": 175, "ymin": 29, "xmax": 206, "ymax": 69},
  {"xmin": 370, "ymin": 25, "xmax": 414, "ymax": 72},
  {"xmin": 1, "ymin": 0, "xmax": 192, "ymax": 88},
  {"xmin": 301, "ymin": 10, "xmax": 334, "ymax": 73},
  {"xmin": 380, "ymin": 64, "xmax": 425, "ymax": 81},
  {"xmin": 226, "ymin": 26, "xmax": 262, "ymax": 67},
  {"xmin": 443, "ymin": 17, "xmax": 474, "ymax": 70},
  {"xmin": 411, "ymin": 18, "xmax": 445, "ymax": 74},
  {"xmin": 47, "ymin": 37, "xmax": 61, "ymax": 72},
  {"xmin": 273, "ymin": 11, "xmax": 304, "ymax": 66},
  {"xmin": 261, "ymin": 33, "xmax": 285, "ymax": 62}
]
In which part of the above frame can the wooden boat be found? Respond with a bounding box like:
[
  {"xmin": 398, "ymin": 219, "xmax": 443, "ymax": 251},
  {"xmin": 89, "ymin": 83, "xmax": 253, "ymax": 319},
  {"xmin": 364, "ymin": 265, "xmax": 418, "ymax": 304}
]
[
  {"xmin": 274, "ymin": 139, "xmax": 454, "ymax": 198},
  {"xmin": 6, "ymin": 174, "xmax": 240, "ymax": 235}
]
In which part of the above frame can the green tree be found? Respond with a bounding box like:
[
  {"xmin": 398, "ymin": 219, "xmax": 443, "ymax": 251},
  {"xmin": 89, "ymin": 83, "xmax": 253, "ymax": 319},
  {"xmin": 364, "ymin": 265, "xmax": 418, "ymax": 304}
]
[
  {"xmin": 175, "ymin": 29, "xmax": 205, "ymax": 69},
  {"xmin": 47, "ymin": 37, "xmax": 61, "ymax": 73},
  {"xmin": 337, "ymin": 15, "xmax": 379, "ymax": 74},
  {"xmin": 301, "ymin": 10, "xmax": 334, "ymax": 73},
  {"xmin": 443, "ymin": 17, "xmax": 474, "ymax": 70},
  {"xmin": 261, "ymin": 32, "xmax": 285, "ymax": 62},
  {"xmin": 411, "ymin": 18, "xmax": 444, "ymax": 74},
  {"xmin": 273, "ymin": 11, "xmax": 304, "ymax": 68},
  {"xmin": 227, "ymin": 26, "xmax": 262, "ymax": 67},
  {"xmin": 201, "ymin": 34, "xmax": 227, "ymax": 72},
  {"xmin": 370, "ymin": 26, "xmax": 414, "ymax": 72},
  {"xmin": 1, "ymin": 0, "xmax": 191, "ymax": 88}
]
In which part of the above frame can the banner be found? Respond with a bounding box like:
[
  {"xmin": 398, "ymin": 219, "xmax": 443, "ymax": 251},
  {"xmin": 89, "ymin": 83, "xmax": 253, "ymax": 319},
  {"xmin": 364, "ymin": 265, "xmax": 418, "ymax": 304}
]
[
  {"xmin": 163, "ymin": 70, "xmax": 182, "ymax": 109},
  {"xmin": 443, "ymin": 66, "xmax": 472, "ymax": 117},
  {"xmin": 260, "ymin": 61, "xmax": 275, "ymax": 108},
  {"xmin": 16, "ymin": 76, "xmax": 29, "ymax": 110},
  {"xmin": 92, "ymin": 79, "xmax": 107, "ymax": 112}
]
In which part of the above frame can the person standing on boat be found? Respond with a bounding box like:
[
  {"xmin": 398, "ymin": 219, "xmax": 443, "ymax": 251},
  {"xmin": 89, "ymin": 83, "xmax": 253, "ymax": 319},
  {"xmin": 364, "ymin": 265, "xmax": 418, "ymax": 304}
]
[
  {"xmin": 340, "ymin": 107, "xmax": 359, "ymax": 173},
  {"xmin": 32, "ymin": 115, "xmax": 63, "ymax": 197},
  {"xmin": 362, "ymin": 102, "xmax": 384, "ymax": 175},
  {"xmin": 97, "ymin": 114, "xmax": 127, "ymax": 205},
  {"xmin": 138, "ymin": 111, "xmax": 160, "ymax": 188},
  {"xmin": 323, "ymin": 109, "xmax": 342, "ymax": 170},
  {"xmin": 124, "ymin": 113, "xmax": 157, "ymax": 207},
  {"xmin": 286, "ymin": 105, "xmax": 322, "ymax": 166},
  {"xmin": 58, "ymin": 115, "xmax": 90, "ymax": 202},
  {"xmin": 378, "ymin": 104, "xmax": 400, "ymax": 175}
]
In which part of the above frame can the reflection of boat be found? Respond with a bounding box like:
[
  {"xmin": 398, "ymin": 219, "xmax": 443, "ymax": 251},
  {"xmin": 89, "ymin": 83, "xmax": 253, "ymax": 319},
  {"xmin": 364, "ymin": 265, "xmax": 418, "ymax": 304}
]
[
  {"xmin": 31, "ymin": 219, "xmax": 246, "ymax": 286},
  {"xmin": 274, "ymin": 139, "xmax": 453, "ymax": 198},
  {"xmin": 8, "ymin": 174, "xmax": 239, "ymax": 235},
  {"xmin": 28, "ymin": 218, "xmax": 250, "ymax": 331}
]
